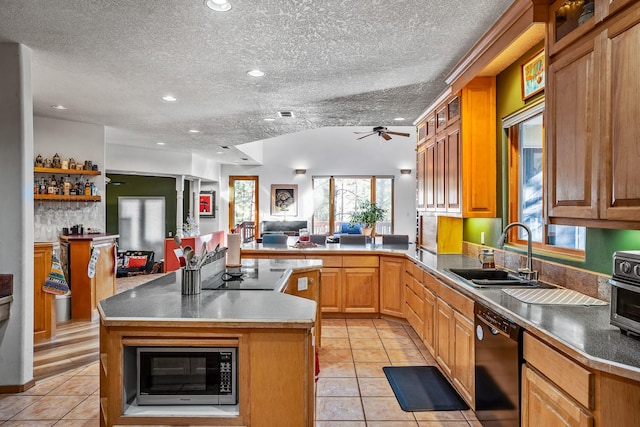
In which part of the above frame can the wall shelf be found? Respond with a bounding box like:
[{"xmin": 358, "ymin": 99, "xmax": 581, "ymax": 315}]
[
  {"xmin": 34, "ymin": 167, "xmax": 101, "ymax": 176},
  {"xmin": 34, "ymin": 194, "xmax": 101, "ymax": 202}
]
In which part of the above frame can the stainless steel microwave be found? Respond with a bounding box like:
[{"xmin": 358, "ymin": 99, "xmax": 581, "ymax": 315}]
[{"xmin": 137, "ymin": 347, "xmax": 237, "ymax": 405}]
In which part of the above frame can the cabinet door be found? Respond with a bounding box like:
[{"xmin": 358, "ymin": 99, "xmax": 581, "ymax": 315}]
[
  {"xmin": 522, "ymin": 365, "xmax": 594, "ymax": 427},
  {"xmin": 379, "ymin": 257, "xmax": 405, "ymax": 318},
  {"xmin": 320, "ymin": 268, "xmax": 342, "ymax": 313},
  {"xmin": 435, "ymin": 299, "xmax": 454, "ymax": 377},
  {"xmin": 422, "ymin": 286, "xmax": 436, "ymax": 357},
  {"xmin": 435, "ymin": 135, "xmax": 447, "ymax": 211},
  {"xmin": 417, "ymin": 144, "xmax": 427, "ymax": 210},
  {"xmin": 417, "ymin": 119, "xmax": 427, "ymax": 145},
  {"xmin": 426, "ymin": 140, "xmax": 436, "ymax": 210},
  {"xmin": 453, "ymin": 311, "xmax": 474, "ymax": 407},
  {"xmin": 446, "ymin": 124, "xmax": 461, "ymax": 213},
  {"xmin": 34, "ymin": 244, "xmax": 55, "ymax": 343},
  {"xmin": 547, "ymin": 35, "xmax": 599, "ymax": 220},
  {"xmin": 600, "ymin": 10, "xmax": 640, "ymax": 221},
  {"xmin": 342, "ymin": 268, "xmax": 379, "ymax": 313}
]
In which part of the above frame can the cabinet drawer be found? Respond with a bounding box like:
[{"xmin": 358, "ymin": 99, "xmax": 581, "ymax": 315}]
[
  {"xmin": 524, "ymin": 332, "xmax": 594, "ymax": 409},
  {"xmin": 306, "ymin": 255, "xmax": 342, "ymax": 268},
  {"xmin": 342, "ymin": 255, "xmax": 379, "ymax": 268},
  {"xmin": 437, "ymin": 281, "xmax": 473, "ymax": 319},
  {"xmin": 412, "ymin": 263, "xmax": 424, "ymax": 280},
  {"xmin": 405, "ymin": 302, "xmax": 424, "ymax": 336},
  {"xmin": 405, "ymin": 284, "xmax": 424, "ymax": 319}
]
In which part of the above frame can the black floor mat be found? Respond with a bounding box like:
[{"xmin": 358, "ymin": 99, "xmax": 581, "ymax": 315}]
[{"xmin": 383, "ymin": 366, "xmax": 469, "ymax": 412}]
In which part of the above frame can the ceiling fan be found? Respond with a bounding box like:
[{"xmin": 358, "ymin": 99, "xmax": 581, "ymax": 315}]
[{"xmin": 354, "ymin": 126, "xmax": 411, "ymax": 141}]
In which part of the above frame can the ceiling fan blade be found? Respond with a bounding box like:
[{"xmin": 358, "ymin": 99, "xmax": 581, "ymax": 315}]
[
  {"xmin": 357, "ymin": 132, "xmax": 375, "ymax": 140},
  {"xmin": 381, "ymin": 132, "xmax": 392, "ymax": 141},
  {"xmin": 354, "ymin": 131, "xmax": 375, "ymax": 134},
  {"xmin": 385, "ymin": 131, "xmax": 411, "ymax": 137}
]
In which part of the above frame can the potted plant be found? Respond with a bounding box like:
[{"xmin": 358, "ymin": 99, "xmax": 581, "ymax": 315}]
[{"xmin": 349, "ymin": 201, "xmax": 386, "ymax": 236}]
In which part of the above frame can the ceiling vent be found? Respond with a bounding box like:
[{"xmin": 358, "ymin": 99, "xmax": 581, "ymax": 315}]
[
  {"xmin": 278, "ymin": 111, "xmax": 294, "ymax": 118},
  {"xmin": 219, "ymin": 145, "xmax": 230, "ymax": 149}
]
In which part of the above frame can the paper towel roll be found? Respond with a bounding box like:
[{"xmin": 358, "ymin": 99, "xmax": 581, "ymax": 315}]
[{"xmin": 226, "ymin": 233, "xmax": 241, "ymax": 267}]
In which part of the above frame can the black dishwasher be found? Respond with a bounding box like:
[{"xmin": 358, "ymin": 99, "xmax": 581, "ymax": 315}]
[{"xmin": 474, "ymin": 303, "xmax": 522, "ymax": 427}]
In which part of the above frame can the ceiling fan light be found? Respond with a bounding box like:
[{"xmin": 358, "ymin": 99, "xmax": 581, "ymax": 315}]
[{"xmin": 205, "ymin": 0, "xmax": 231, "ymax": 12}]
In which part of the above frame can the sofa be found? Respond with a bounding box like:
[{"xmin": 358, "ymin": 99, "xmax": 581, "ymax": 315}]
[
  {"xmin": 260, "ymin": 220, "xmax": 309, "ymax": 237},
  {"xmin": 116, "ymin": 250, "xmax": 157, "ymax": 277}
]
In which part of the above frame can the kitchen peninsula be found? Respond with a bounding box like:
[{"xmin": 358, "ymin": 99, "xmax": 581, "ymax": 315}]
[{"xmin": 98, "ymin": 258, "xmax": 321, "ymax": 427}]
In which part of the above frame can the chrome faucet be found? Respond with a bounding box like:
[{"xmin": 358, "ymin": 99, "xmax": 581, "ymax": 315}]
[{"xmin": 498, "ymin": 222, "xmax": 538, "ymax": 281}]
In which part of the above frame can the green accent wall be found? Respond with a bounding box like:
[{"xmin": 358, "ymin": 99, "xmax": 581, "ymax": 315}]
[
  {"xmin": 463, "ymin": 41, "xmax": 640, "ymax": 275},
  {"xmin": 105, "ymin": 174, "xmax": 190, "ymax": 238}
]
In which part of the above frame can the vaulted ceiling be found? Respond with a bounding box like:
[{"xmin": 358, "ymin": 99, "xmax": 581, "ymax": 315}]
[{"xmin": 0, "ymin": 0, "xmax": 514, "ymax": 161}]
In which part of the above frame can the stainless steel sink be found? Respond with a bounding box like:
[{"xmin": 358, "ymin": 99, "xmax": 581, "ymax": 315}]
[{"xmin": 445, "ymin": 267, "xmax": 539, "ymax": 288}]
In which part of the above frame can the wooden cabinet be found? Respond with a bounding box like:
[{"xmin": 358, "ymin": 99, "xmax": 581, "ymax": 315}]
[
  {"xmin": 319, "ymin": 268, "xmax": 342, "ymax": 313},
  {"xmin": 60, "ymin": 234, "xmax": 117, "ymax": 320},
  {"xmin": 546, "ymin": 0, "xmax": 640, "ymax": 227},
  {"xmin": 286, "ymin": 268, "xmax": 322, "ymax": 347},
  {"xmin": 435, "ymin": 298, "xmax": 454, "ymax": 377},
  {"xmin": 416, "ymin": 144, "xmax": 427, "ymax": 210},
  {"xmin": 379, "ymin": 256, "xmax": 405, "ymax": 318},
  {"xmin": 422, "ymin": 285, "xmax": 437, "ymax": 356},
  {"xmin": 522, "ymin": 365, "xmax": 594, "ymax": 427},
  {"xmin": 34, "ymin": 243, "xmax": 56, "ymax": 342},
  {"xmin": 417, "ymin": 77, "xmax": 496, "ymax": 219},
  {"xmin": 546, "ymin": 34, "xmax": 599, "ymax": 221},
  {"xmin": 343, "ymin": 268, "xmax": 379, "ymax": 313},
  {"xmin": 452, "ymin": 311, "xmax": 474, "ymax": 406},
  {"xmin": 404, "ymin": 277, "xmax": 424, "ymax": 339}
]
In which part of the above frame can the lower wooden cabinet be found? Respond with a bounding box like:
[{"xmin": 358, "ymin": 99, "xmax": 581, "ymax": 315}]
[
  {"xmin": 379, "ymin": 256, "xmax": 405, "ymax": 318},
  {"xmin": 343, "ymin": 268, "xmax": 379, "ymax": 313},
  {"xmin": 435, "ymin": 299, "xmax": 455, "ymax": 377},
  {"xmin": 34, "ymin": 242, "xmax": 56, "ymax": 343},
  {"xmin": 286, "ymin": 269, "xmax": 322, "ymax": 347},
  {"xmin": 319, "ymin": 268, "xmax": 342, "ymax": 313},
  {"xmin": 422, "ymin": 287, "xmax": 437, "ymax": 356},
  {"xmin": 452, "ymin": 310, "xmax": 474, "ymax": 406},
  {"xmin": 522, "ymin": 365, "xmax": 593, "ymax": 427}
]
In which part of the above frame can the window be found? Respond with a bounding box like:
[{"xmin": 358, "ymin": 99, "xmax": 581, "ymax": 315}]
[
  {"xmin": 312, "ymin": 176, "xmax": 393, "ymax": 235},
  {"xmin": 118, "ymin": 197, "xmax": 165, "ymax": 256},
  {"xmin": 229, "ymin": 176, "xmax": 259, "ymax": 238},
  {"xmin": 505, "ymin": 104, "xmax": 585, "ymax": 253}
]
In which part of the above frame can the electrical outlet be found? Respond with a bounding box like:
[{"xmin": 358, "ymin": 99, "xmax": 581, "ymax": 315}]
[{"xmin": 298, "ymin": 277, "xmax": 308, "ymax": 291}]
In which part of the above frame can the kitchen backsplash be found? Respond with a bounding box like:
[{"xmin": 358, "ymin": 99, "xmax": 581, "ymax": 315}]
[{"xmin": 34, "ymin": 202, "xmax": 104, "ymax": 242}]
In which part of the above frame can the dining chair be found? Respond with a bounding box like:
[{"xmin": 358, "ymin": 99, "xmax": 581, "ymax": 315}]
[
  {"xmin": 381, "ymin": 234, "xmax": 409, "ymax": 245},
  {"xmin": 339, "ymin": 235, "xmax": 367, "ymax": 246},
  {"xmin": 310, "ymin": 234, "xmax": 327, "ymax": 245},
  {"xmin": 261, "ymin": 234, "xmax": 288, "ymax": 245}
]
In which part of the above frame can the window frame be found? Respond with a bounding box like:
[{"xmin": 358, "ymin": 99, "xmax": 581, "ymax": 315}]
[
  {"xmin": 311, "ymin": 175, "xmax": 394, "ymax": 235},
  {"xmin": 504, "ymin": 102, "xmax": 585, "ymax": 257}
]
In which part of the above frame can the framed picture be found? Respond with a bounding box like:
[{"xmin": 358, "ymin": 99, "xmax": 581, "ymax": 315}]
[
  {"xmin": 199, "ymin": 191, "xmax": 214, "ymax": 217},
  {"xmin": 521, "ymin": 49, "xmax": 545, "ymax": 100},
  {"xmin": 271, "ymin": 184, "xmax": 298, "ymax": 216}
]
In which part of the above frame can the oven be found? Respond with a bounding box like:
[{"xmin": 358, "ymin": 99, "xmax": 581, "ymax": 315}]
[
  {"xmin": 610, "ymin": 251, "xmax": 640, "ymax": 337},
  {"xmin": 137, "ymin": 347, "xmax": 237, "ymax": 405}
]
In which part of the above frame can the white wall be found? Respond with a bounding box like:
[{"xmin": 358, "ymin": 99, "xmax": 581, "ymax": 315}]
[
  {"xmin": 33, "ymin": 116, "xmax": 106, "ymax": 240},
  {"xmin": 221, "ymin": 127, "xmax": 417, "ymax": 238}
]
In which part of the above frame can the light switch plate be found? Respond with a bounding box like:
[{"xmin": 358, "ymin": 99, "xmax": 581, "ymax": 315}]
[{"xmin": 298, "ymin": 277, "xmax": 308, "ymax": 291}]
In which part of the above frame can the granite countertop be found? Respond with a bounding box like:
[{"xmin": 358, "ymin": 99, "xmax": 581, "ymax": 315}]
[
  {"xmin": 408, "ymin": 250, "xmax": 640, "ymax": 382},
  {"xmin": 98, "ymin": 258, "xmax": 320, "ymax": 328}
]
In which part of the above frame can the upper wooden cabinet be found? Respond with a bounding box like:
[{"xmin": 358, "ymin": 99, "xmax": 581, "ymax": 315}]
[
  {"xmin": 416, "ymin": 77, "xmax": 496, "ymax": 218},
  {"xmin": 547, "ymin": 1, "xmax": 640, "ymax": 226}
]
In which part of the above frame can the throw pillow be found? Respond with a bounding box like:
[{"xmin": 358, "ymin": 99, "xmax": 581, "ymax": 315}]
[{"xmin": 126, "ymin": 255, "xmax": 148, "ymax": 268}]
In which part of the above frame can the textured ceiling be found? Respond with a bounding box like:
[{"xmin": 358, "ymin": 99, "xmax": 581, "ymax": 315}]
[{"xmin": 0, "ymin": 0, "xmax": 514, "ymax": 161}]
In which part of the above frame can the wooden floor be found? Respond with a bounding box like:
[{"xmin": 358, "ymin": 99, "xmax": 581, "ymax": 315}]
[
  {"xmin": 33, "ymin": 273, "xmax": 168, "ymax": 382},
  {"xmin": 33, "ymin": 319, "xmax": 99, "ymax": 381}
]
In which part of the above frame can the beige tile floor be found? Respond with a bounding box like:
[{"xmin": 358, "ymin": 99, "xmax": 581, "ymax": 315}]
[{"xmin": 1, "ymin": 318, "xmax": 481, "ymax": 426}]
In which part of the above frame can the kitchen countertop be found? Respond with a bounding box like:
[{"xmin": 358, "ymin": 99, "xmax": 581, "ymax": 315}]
[
  {"xmin": 243, "ymin": 242, "xmax": 640, "ymax": 381},
  {"xmin": 98, "ymin": 258, "xmax": 320, "ymax": 328}
]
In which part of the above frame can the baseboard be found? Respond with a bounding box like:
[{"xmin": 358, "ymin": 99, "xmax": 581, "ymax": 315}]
[{"xmin": 0, "ymin": 378, "xmax": 36, "ymax": 394}]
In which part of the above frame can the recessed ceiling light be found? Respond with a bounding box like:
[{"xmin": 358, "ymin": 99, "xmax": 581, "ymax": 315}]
[
  {"xmin": 216, "ymin": 151, "xmax": 224, "ymax": 154},
  {"xmin": 51, "ymin": 105, "xmax": 67, "ymax": 110},
  {"xmin": 188, "ymin": 129, "xmax": 201, "ymax": 133},
  {"xmin": 205, "ymin": 0, "xmax": 231, "ymax": 12},
  {"xmin": 157, "ymin": 142, "xmax": 166, "ymax": 145},
  {"xmin": 162, "ymin": 95, "xmax": 177, "ymax": 102},
  {"xmin": 247, "ymin": 69, "xmax": 265, "ymax": 77},
  {"xmin": 394, "ymin": 117, "xmax": 405, "ymax": 121},
  {"xmin": 264, "ymin": 118, "xmax": 276, "ymax": 122}
]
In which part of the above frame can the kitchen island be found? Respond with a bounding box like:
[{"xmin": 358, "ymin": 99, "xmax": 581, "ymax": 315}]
[{"xmin": 98, "ymin": 258, "xmax": 321, "ymax": 427}]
